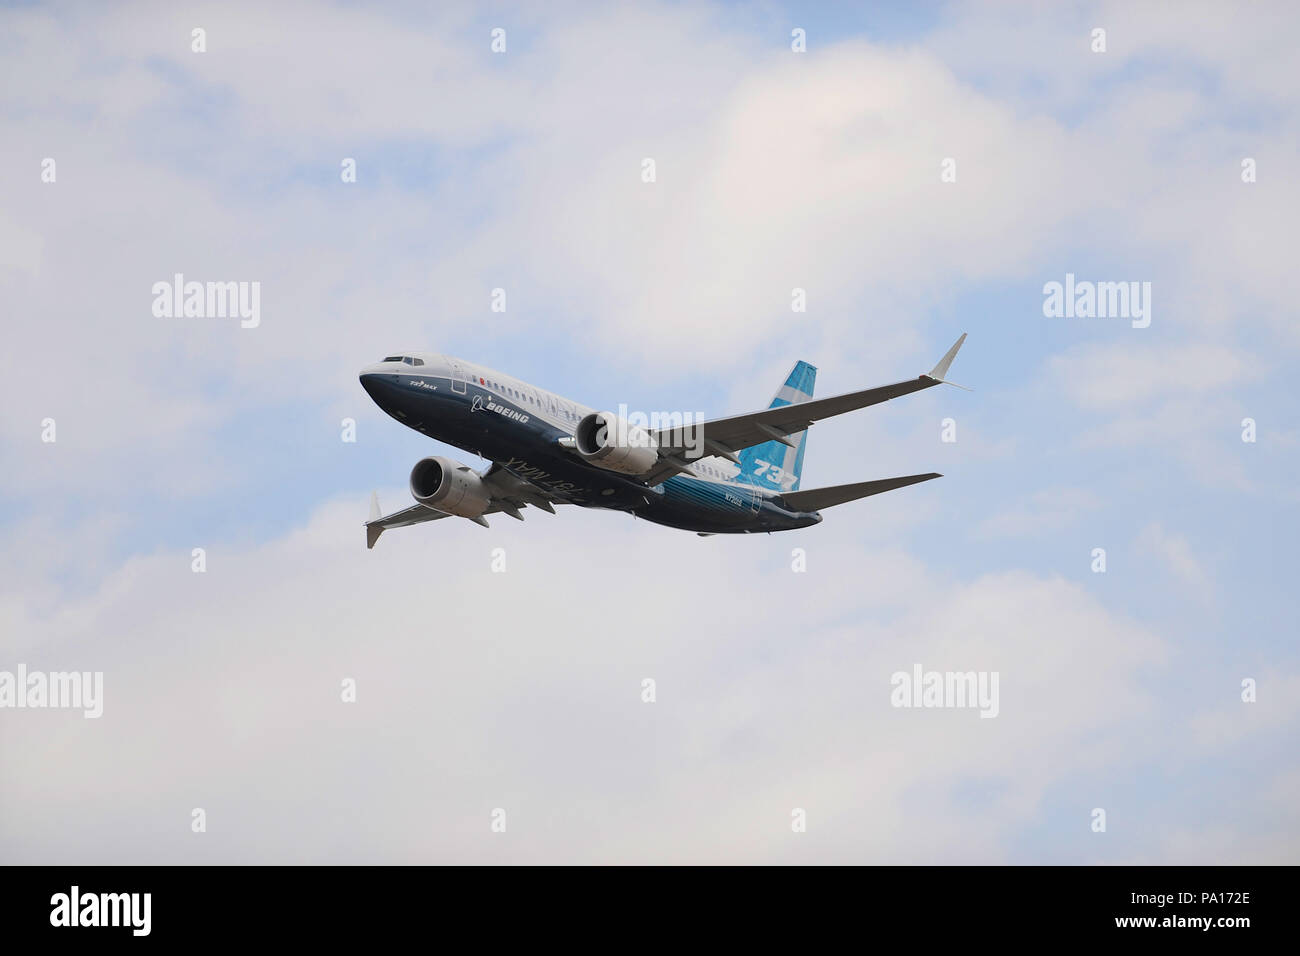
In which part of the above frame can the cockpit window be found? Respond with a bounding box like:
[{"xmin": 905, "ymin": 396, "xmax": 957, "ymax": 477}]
[
  {"xmin": 383, "ymin": 356, "xmax": 403, "ymax": 363},
  {"xmin": 382, "ymin": 355, "xmax": 424, "ymax": 366}
]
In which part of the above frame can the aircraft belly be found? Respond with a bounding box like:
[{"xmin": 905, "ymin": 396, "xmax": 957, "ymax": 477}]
[{"xmin": 383, "ymin": 378, "xmax": 816, "ymax": 533}]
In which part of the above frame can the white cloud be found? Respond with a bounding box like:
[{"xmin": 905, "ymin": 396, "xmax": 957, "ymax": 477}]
[
  {"xmin": 0, "ymin": 497, "xmax": 1176, "ymax": 863},
  {"xmin": 978, "ymin": 487, "xmax": 1102, "ymax": 538},
  {"xmin": 1072, "ymin": 395, "xmax": 1255, "ymax": 492},
  {"xmin": 1051, "ymin": 343, "xmax": 1257, "ymax": 411},
  {"xmin": 1135, "ymin": 521, "xmax": 1212, "ymax": 596},
  {"xmin": 1190, "ymin": 670, "xmax": 1300, "ymax": 753}
]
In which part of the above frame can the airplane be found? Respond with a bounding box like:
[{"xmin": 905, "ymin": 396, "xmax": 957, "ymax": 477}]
[{"xmin": 359, "ymin": 333, "xmax": 967, "ymax": 547}]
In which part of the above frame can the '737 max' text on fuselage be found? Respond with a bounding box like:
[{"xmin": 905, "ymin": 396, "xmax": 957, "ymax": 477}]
[{"xmin": 358, "ymin": 335, "xmax": 968, "ymax": 547}]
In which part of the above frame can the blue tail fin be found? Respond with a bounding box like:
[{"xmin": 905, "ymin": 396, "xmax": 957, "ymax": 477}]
[{"xmin": 737, "ymin": 360, "xmax": 816, "ymax": 492}]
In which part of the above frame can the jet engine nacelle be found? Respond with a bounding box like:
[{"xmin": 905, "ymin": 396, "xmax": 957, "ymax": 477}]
[
  {"xmin": 409, "ymin": 456, "xmax": 491, "ymax": 517},
  {"xmin": 574, "ymin": 411, "xmax": 659, "ymax": 475}
]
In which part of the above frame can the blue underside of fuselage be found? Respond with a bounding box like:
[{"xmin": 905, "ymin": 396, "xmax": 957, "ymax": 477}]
[{"xmin": 360, "ymin": 372, "xmax": 821, "ymax": 534}]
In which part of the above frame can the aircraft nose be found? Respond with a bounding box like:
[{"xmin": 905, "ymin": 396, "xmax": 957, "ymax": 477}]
[{"xmin": 359, "ymin": 364, "xmax": 388, "ymax": 400}]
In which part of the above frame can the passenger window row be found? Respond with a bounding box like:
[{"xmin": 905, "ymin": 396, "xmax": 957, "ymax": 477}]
[{"xmin": 481, "ymin": 378, "xmax": 580, "ymax": 422}]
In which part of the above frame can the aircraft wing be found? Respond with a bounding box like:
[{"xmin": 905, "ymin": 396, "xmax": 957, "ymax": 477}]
[
  {"xmin": 646, "ymin": 334, "xmax": 967, "ymax": 483},
  {"xmin": 364, "ymin": 463, "xmax": 572, "ymax": 548},
  {"xmin": 365, "ymin": 499, "xmax": 453, "ymax": 548}
]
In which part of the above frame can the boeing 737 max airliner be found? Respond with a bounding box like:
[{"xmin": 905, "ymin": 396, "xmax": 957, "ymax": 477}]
[{"xmin": 358, "ymin": 334, "xmax": 967, "ymax": 546}]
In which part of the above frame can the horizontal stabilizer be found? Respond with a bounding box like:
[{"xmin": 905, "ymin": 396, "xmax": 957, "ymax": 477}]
[{"xmin": 780, "ymin": 472, "xmax": 941, "ymax": 512}]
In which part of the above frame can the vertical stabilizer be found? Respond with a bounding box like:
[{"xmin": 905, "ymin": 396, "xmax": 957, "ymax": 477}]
[{"xmin": 736, "ymin": 361, "xmax": 816, "ymax": 492}]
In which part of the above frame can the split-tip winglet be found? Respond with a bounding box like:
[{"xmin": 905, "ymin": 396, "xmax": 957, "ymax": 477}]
[
  {"xmin": 365, "ymin": 491, "xmax": 384, "ymax": 549},
  {"xmin": 924, "ymin": 333, "xmax": 971, "ymax": 390}
]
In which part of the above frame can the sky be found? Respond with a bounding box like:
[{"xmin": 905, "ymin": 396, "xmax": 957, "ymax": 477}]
[{"xmin": 1, "ymin": 0, "xmax": 1297, "ymax": 864}]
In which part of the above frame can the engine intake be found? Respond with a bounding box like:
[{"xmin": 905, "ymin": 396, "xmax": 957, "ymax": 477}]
[
  {"xmin": 574, "ymin": 412, "xmax": 659, "ymax": 476},
  {"xmin": 409, "ymin": 456, "xmax": 491, "ymax": 518}
]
